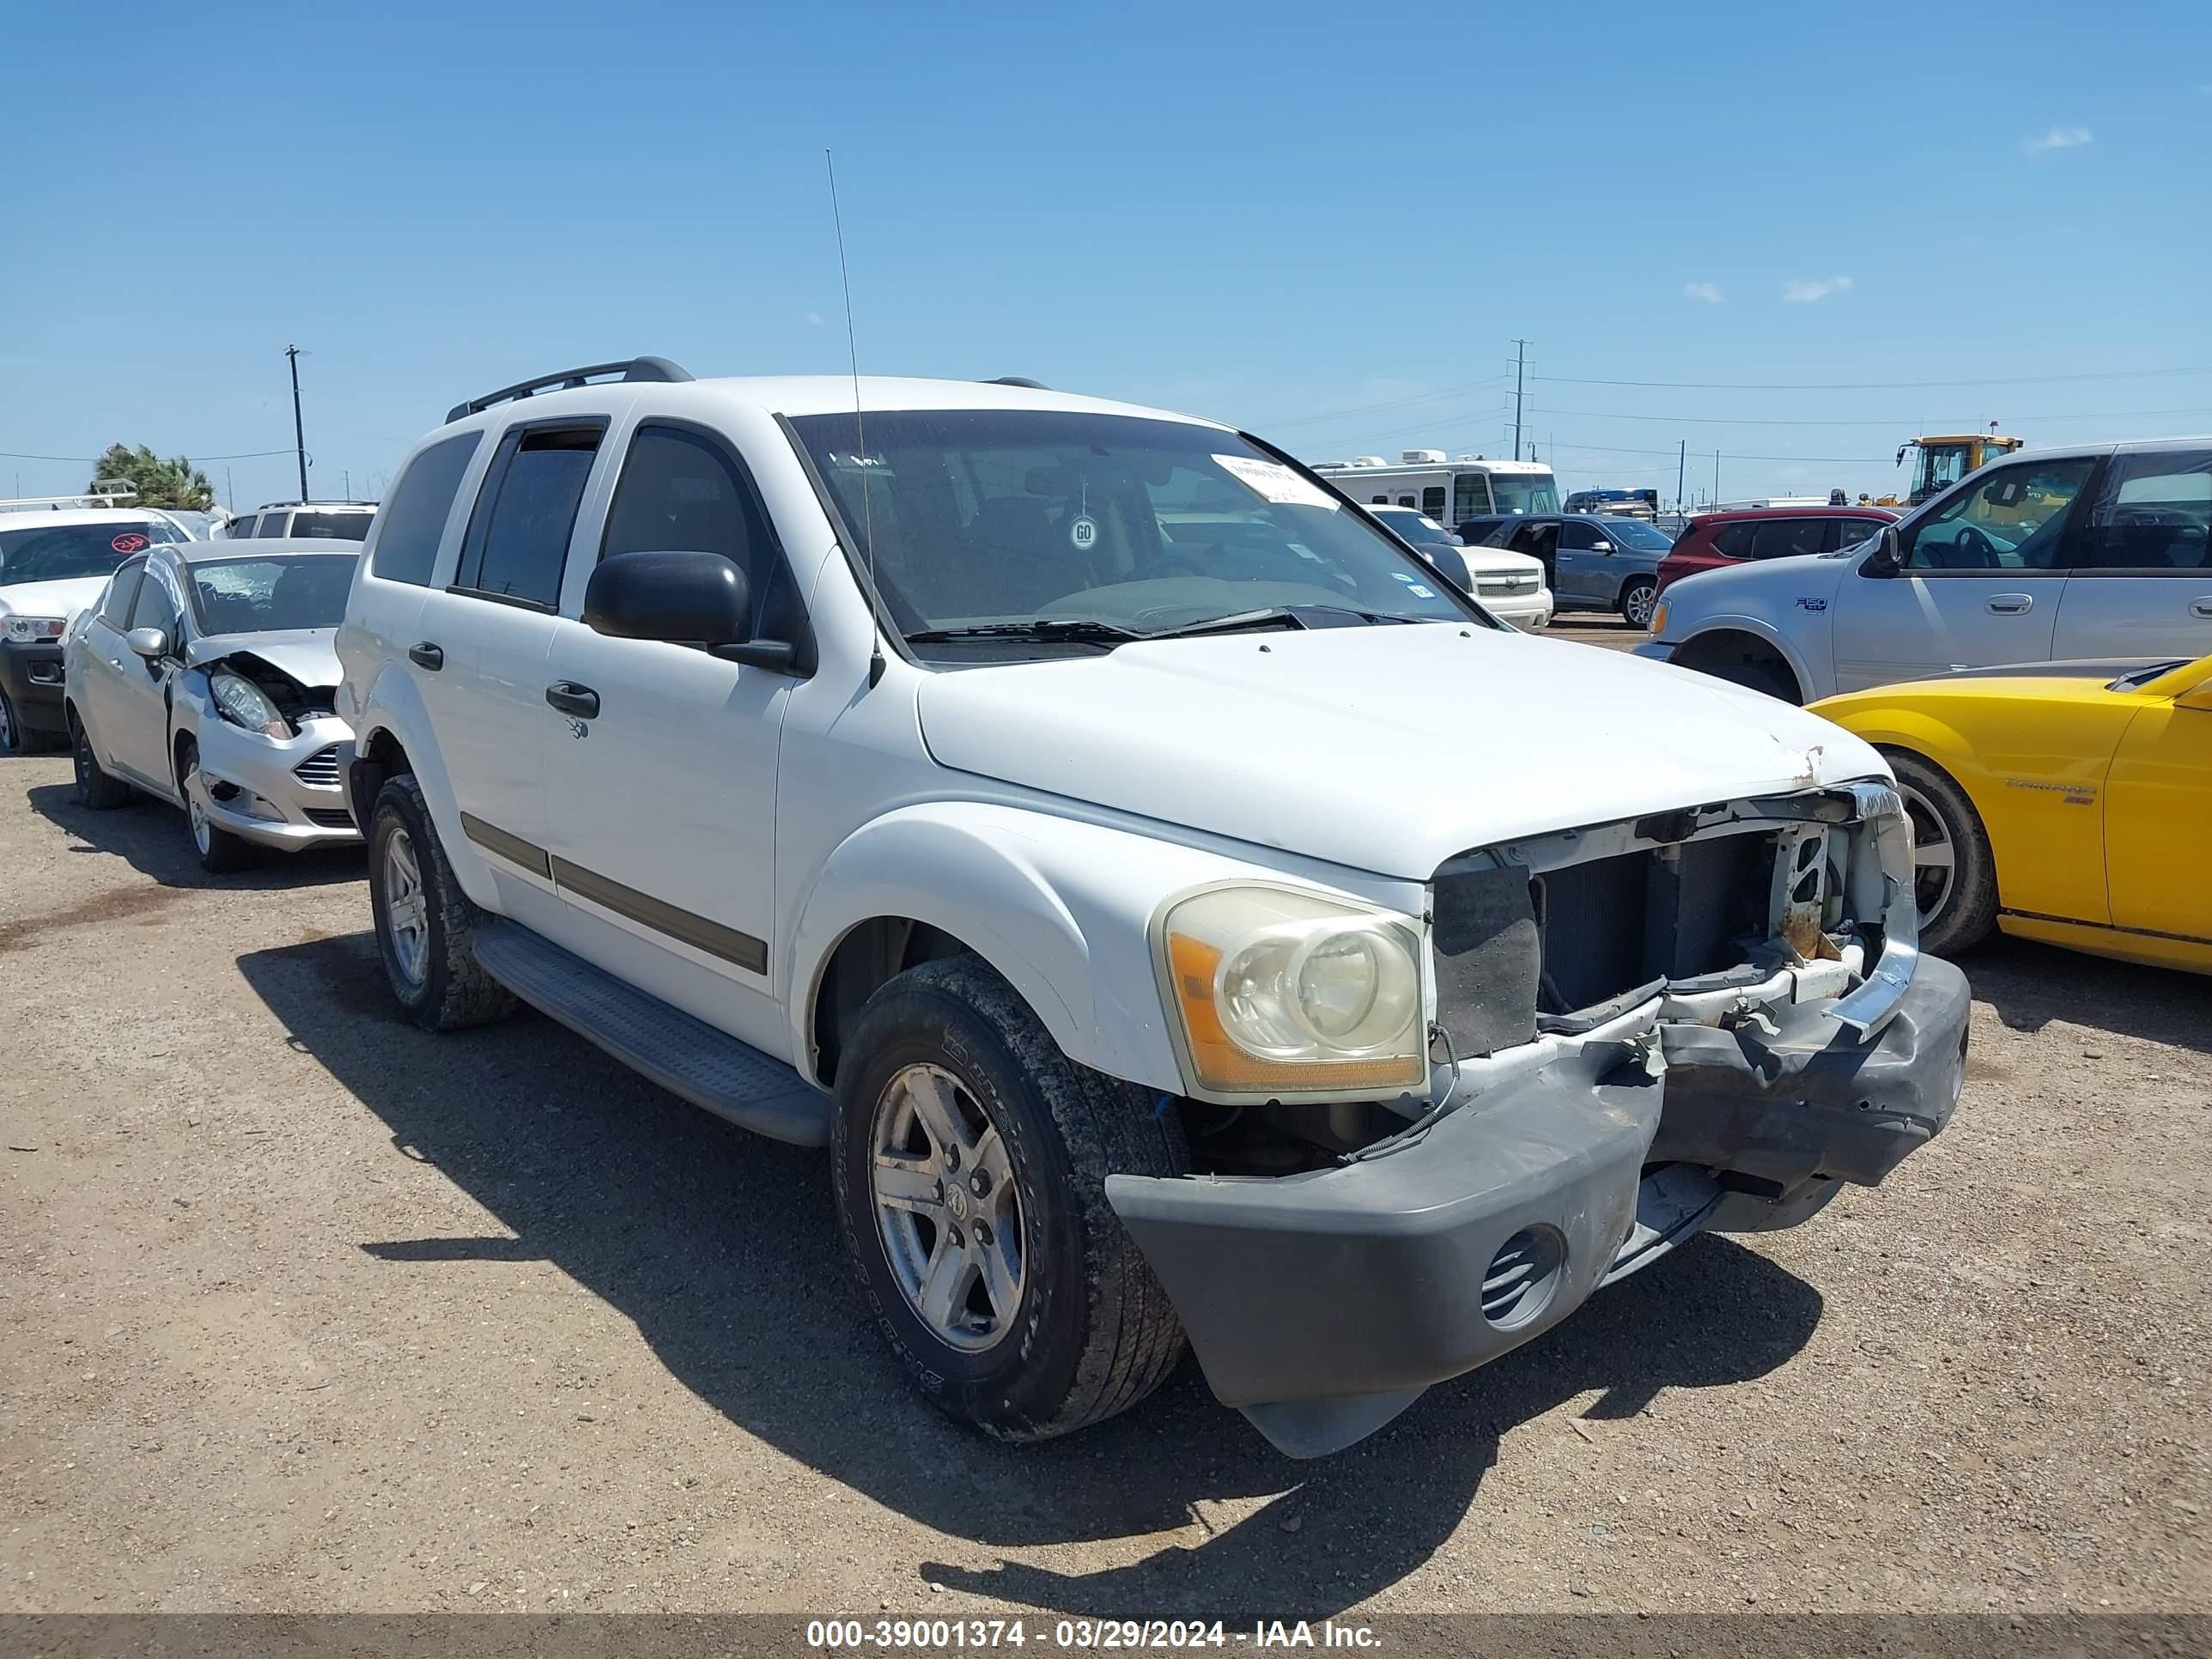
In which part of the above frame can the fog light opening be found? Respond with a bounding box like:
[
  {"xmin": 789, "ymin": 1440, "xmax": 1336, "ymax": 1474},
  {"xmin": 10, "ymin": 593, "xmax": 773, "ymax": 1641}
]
[{"xmin": 1482, "ymin": 1224, "xmax": 1566, "ymax": 1332}]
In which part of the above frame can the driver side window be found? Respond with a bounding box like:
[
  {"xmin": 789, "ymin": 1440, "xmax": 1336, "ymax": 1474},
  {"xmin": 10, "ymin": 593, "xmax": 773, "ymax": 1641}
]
[
  {"xmin": 128, "ymin": 565, "xmax": 184, "ymax": 648},
  {"xmin": 1903, "ymin": 459, "xmax": 2094, "ymax": 574}
]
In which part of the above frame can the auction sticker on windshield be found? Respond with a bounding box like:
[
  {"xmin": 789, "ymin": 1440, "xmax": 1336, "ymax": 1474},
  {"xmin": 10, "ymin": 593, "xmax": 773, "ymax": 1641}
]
[
  {"xmin": 111, "ymin": 532, "xmax": 150, "ymax": 555},
  {"xmin": 1213, "ymin": 455, "xmax": 1339, "ymax": 510}
]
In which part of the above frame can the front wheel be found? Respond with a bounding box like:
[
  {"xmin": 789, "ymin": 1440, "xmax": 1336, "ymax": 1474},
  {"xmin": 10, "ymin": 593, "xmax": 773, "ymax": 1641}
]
[
  {"xmin": 832, "ymin": 956, "xmax": 1188, "ymax": 1442},
  {"xmin": 180, "ymin": 744, "xmax": 259, "ymax": 873},
  {"xmin": 367, "ymin": 774, "xmax": 516, "ymax": 1030},
  {"xmin": 1618, "ymin": 576, "xmax": 1657, "ymax": 628},
  {"xmin": 1884, "ymin": 750, "xmax": 1999, "ymax": 957}
]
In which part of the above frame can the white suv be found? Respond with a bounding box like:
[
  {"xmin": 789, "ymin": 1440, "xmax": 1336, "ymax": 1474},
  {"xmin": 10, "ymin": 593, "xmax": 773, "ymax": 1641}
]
[
  {"xmin": 1640, "ymin": 438, "xmax": 2212, "ymax": 702},
  {"xmin": 227, "ymin": 501, "xmax": 378, "ymax": 541},
  {"xmin": 336, "ymin": 357, "xmax": 1966, "ymax": 1457}
]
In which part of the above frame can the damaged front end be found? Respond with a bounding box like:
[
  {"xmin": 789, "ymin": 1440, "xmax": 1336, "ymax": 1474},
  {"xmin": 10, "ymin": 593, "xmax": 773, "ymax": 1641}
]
[
  {"xmin": 1106, "ymin": 781, "xmax": 1968, "ymax": 1457},
  {"xmin": 183, "ymin": 641, "xmax": 361, "ymax": 849}
]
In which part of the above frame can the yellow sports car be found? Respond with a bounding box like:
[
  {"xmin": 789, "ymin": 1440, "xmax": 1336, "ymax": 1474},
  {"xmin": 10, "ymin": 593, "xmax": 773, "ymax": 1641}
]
[{"xmin": 1810, "ymin": 654, "xmax": 2212, "ymax": 972}]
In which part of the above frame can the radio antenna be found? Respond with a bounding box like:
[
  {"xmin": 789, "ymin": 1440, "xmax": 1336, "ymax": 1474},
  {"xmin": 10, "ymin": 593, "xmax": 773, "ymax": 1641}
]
[{"xmin": 825, "ymin": 149, "xmax": 884, "ymax": 688}]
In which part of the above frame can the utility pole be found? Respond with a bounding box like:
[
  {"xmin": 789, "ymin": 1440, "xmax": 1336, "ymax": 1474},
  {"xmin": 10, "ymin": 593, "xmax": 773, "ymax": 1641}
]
[
  {"xmin": 224, "ymin": 466, "xmax": 234, "ymax": 513},
  {"xmin": 1714, "ymin": 450, "xmax": 1722, "ymax": 503},
  {"xmin": 1676, "ymin": 440, "xmax": 1686, "ymax": 513},
  {"xmin": 1510, "ymin": 339, "xmax": 1529, "ymax": 462},
  {"xmin": 285, "ymin": 344, "xmax": 309, "ymax": 501},
  {"xmin": 343, "ymin": 469, "xmax": 350, "ymax": 500}
]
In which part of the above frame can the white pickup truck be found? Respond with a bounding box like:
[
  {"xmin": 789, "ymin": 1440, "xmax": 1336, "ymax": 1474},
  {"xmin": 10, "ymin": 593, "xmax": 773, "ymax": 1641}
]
[{"xmin": 336, "ymin": 359, "xmax": 1967, "ymax": 1457}]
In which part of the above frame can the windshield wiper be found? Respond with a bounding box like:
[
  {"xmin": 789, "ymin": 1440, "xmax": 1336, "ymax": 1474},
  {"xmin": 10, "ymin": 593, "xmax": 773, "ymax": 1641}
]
[
  {"xmin": 902, "ymin": 619, "xmax": 1144, "ymax": 647},
  {"xmin": 1139, "ymin": 605, "xmax": 1417, "ymax": 641}
]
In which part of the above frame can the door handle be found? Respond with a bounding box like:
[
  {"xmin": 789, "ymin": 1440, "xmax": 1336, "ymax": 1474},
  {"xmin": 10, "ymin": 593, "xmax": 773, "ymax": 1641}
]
[
  {"xmin": 545, "ymin": 681, "xmax": 600, "ymax": 720},
  {"xmin": 1985, "ymin": 593, "xmax": 2033, "ymax": 615},
  {"xmin": 409, "ymin": 641, "xmax": 444, "ymax": 671},
  {"xmin": 2191, "ymin": 598, "xmax": 2212, "ymax": 619}
]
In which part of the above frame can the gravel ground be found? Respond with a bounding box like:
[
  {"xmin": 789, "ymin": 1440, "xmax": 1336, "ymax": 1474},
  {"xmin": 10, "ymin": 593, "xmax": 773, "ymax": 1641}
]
[{"xmin": 2, "ymin": 736, "xmax": 2207, "ymax": 1623}]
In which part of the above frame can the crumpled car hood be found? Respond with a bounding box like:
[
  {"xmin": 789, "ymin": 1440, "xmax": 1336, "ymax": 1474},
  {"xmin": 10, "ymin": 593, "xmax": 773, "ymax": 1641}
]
[
  {"xmin": 185, "ymin": 628, "xmax": 342, "ymax": 688},
  {"xmin": 916, "ymin": 623, "xmax": 1884, "ymax": 879}
]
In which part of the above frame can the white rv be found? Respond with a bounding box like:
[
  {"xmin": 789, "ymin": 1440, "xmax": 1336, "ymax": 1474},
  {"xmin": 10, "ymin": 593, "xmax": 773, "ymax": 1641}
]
[{"xmin": 1311, "ymin": 450, "xmax": 1562, "ymax": 528}]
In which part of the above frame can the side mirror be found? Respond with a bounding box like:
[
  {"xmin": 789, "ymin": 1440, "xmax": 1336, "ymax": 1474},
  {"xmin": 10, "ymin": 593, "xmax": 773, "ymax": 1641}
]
[
  {"xmin": 125, "ymin": 626, "xmax": 170, "ymax": 659},
  {"xmin": 1863, "ymin": 526, "xmax": 1905, "ymax": 578},
  {"xmin": 1592, "ymin": 540, "xmax": 1613, "ymax": 554},
  {"xmin": 583, "ymin": 550, "xmax": 793, "ymax": 672}
]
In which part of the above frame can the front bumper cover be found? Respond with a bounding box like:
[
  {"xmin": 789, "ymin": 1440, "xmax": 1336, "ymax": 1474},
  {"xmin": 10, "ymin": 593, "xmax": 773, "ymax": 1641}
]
[
  {"xmin": 1106, "ymin": 954, "xmax": 1969, "ymax": 1458},
  {"xmin": 194, "ymin": 713, "xmax": 362, "ymax": 851},
  {"xmin": 0, "ymin": 641, "xmax": 69, "ymax": 734}
]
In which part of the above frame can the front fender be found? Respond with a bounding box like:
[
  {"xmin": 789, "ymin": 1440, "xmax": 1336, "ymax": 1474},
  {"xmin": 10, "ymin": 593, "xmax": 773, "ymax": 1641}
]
[
  {"xmin": 351, "ymin": 663, "xmax": 498, "ymax": 909},
  {"xmin": 786, "ymin": 803, "xmax": 1412, "ymax": 1097}
]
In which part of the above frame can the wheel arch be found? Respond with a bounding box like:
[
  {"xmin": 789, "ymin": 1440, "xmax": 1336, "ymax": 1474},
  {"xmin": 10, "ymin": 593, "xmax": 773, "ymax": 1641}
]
[{"xmin": 1668, "ymin": 621, "xmax": 1814, "ymax": 703}]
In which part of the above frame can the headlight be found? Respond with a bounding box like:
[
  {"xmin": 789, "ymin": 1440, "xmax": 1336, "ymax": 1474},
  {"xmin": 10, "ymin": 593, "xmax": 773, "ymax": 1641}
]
[
  {"xmin": 209, "ymin": 671, "xmax": 290, "ymax": 738},
  {"xmin": 1155, "ymin": 884, "xmax": 1426, "ymax": 1098},
  {"xmin": 1647, "ymin": 599, "xmax": 1669, "ymax": 635},
  {"xmin": 3, "ymin": 616, "xmax": 68, "ymax": 643}
]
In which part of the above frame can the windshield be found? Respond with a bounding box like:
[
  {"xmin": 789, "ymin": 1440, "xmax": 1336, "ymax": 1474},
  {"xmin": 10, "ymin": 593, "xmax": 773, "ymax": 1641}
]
[
  {"xmin": 1373, "ymin": 508, "xmax": 1453, "ymax": 545},
  {"xmin": 1488, "ymin": 473, "xmax": 1561, "ymax": 514},
  {"xmin": 787, "ymin": 410, "xmax": 1479, "ymax": 653},
  {"xmin": 0, "ymin": 519, "xmax": 184, "ymax": 586},
  {"xmin": 186, "ymin": 554, "xmax": 360, "ymax": 633},
  {"xmin": 287, "ymin": 510, "xmax": 373, "ymax": 540},
  {"xmin": 1599, "ymin": 518, "xmax": 1672, "ymax": 550}
]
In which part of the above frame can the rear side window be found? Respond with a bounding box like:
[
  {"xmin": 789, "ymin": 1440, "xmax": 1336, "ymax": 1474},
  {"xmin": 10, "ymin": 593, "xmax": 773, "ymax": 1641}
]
[
  {"xmin": 373, "ymin": 433, "xmax": 483, "ymax": 586},
  {"xmin": 1709, "ymin": 522, "xmax": 1756, "ymax": 558},
  {"xmin": 99, "ymin": 557, "xmax": 148, "ymax": 626},
  {"xmin": 457, "ymin": 423, "xmax": 605, "ymax": 609},
  {"xmin": 2082, "ymin": 450, "xmax": 2212, "ymax": 570},
  {"xmin": 1830, "ymin": 517, "xmax": 1885, "ymax": 550},
  {"xmin": 1749, "ymin": 519, "xmax": 1827, "ymax": 561},
  {"xmin": 252, "ymin": 513, "xmax": 289, "ymax": 538},
  {"xmin": 289, "ymin": 510, "xmax": 371, "ymax": 541}
]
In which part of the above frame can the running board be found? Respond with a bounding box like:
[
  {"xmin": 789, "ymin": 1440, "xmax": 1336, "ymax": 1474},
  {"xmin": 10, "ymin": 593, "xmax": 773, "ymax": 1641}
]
[{"xmin": 470, "ymin": 923, "xmax": 830, "ymax": 1147}]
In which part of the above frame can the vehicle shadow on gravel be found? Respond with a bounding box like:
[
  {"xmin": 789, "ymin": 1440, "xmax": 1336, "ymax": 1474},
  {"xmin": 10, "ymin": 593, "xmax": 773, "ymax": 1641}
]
[
  {"xmin": 238, "ymin": 929, "xmax": 1826, "ymax": 1626},
  {"xmin": 1956, "ymin": 933, "xmax": 2211, "ymax": 1059},
  {"xmin": 24, "ymin": 781, "xmax": 365, "ymax": 891}
]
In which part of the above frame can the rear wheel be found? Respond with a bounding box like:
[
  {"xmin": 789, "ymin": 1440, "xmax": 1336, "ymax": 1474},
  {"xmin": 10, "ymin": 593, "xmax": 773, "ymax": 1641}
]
[
  {"xmin": 1618, "ymin": 576, "xmax": 1658, "ymax": 628},
  {"xmin": 367, "ymin": 774, "xmax": 515, "ymax": 1030},
  {"xmin": 70, "ymin": 711, "xmax": 132, "ymax": 808},
  {"xmin": 1884, "ymin": 750, "xmax": 1998, "ymax": 957},
  {"xmin": 831, "ymin": 956, "xmax": 1188, "ymax": 1442},
  {"xmin": 179, "ymin": 743, "xmax": 258, "ymax": 873}
]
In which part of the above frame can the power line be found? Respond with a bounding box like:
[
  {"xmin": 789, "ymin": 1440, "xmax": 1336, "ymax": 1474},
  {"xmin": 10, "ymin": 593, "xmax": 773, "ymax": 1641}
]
[
  {"xmin": 1530, "ymin": 404, "xmax": 2212, "ymax": 428},
  {"xmin": 1267, "ymin": 374, "xmax": 1510, "ymax": 430},
  {"xmin": 1534, "ymin": 365, "xmax": 2212, "ymax": 392}
]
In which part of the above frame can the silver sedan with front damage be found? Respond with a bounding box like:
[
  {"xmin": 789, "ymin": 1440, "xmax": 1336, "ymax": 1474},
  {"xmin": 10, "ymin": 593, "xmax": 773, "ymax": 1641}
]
[{"xmin": 61, "ymin": 540, "xmax": 362, "ymax": 872}]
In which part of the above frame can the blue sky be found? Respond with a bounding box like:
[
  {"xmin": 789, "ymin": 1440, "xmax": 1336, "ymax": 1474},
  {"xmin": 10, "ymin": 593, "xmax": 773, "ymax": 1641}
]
[{"xmin": 4, "ymin": 1, "xmax": 2208, "ymax": 511}]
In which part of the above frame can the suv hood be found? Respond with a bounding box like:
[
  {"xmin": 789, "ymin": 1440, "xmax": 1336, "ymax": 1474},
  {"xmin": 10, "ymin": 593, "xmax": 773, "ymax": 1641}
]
[
  {"xmin": 185, "ymin": 628, "xmax": 341, "ymax": 688},
  {"xmin": 0, "ymin": 576, "xmax": 112, "ymax": 619},
  {"xmin": 916, "ymin": 624, "xmax": 1883, "ymax": 879}
]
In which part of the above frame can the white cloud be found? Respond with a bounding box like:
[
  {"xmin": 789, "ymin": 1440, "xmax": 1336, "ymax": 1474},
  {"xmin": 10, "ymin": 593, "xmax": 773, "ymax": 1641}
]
[
  {"xmin": 804, "ymin": 310, "xmax": 825, "ymax": 325},
  {"xmin": 1684, "ymin": 281, "xmax": 1724, "ymax": 304},
  {"xmin": 1783, "ymin": 275, "xmax": 1854, "ymax": 303},
  {"xmin": 2025, "ymin": 125, "xmax": 2094, "ymax": 153}
]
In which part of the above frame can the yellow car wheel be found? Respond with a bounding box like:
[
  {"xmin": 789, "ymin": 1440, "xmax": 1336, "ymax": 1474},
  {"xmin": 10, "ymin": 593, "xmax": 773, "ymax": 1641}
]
[{"xmin": 1882, "ymin": 750, "xmax": 1998, "ymax": 957}]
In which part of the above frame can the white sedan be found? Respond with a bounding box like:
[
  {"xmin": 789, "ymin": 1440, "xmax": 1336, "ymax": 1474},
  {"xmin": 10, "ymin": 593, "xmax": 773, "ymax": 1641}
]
[{"xmin": 62, "ymin": 540, "xmax": 363, "ymax": 872}]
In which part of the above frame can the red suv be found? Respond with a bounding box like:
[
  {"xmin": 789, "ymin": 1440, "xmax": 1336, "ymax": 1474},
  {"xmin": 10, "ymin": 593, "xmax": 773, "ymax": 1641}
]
[{"xmin": 1654, "ymin": 505, "xmax": 1899, "ymax": 596}]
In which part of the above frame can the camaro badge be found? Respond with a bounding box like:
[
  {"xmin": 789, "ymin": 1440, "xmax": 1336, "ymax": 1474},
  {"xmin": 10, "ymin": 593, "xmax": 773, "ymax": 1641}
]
[{"xmin": 2005, "ymin": 777, "xmax": 2095, "ymax": 805}]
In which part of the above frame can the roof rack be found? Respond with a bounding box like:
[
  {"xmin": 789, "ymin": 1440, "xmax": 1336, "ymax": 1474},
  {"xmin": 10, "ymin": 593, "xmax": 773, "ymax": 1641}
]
[
  {"xmin": 0, "ymin": 483, "xmax": 142, "ymax": 514},
  {"xmin": 447, "ymin": 356, "xmax": 693, "ymax": 425},
  {"xmin": 255, "ymin": 500, "xmax": 379, "ymax": 510}
]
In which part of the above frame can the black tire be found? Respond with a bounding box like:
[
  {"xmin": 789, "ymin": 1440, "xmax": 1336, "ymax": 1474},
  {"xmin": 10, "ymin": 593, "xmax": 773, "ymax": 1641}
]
[
  {"xmin": 69, "ymin": 709, "xmax": 132, "ymax": 809},
  {"xmin": 179, "ymin": 742, "xmax": 259, "ymax": 873},
  {"xmin": 1883, "ymin": 749, "xmax": 1999, "ymax": 958},
  {"xmin": 831, "ymin": 955, "xmax": 1188, "ymax": 1443},
  {"xmin": 1706, "ymin": 655, "xmax": 1799, "ymax": 702},
  {"xmin": 0, "ymin": 689, "xmax": 22, "ymax": 756},
  {"xmin": 1618, "ymin": 575, "xmax": 1658, "ymax": 628},
  {"xmin": 366, "ymin": 773, "xmax": 516, "ymax": 1030}
]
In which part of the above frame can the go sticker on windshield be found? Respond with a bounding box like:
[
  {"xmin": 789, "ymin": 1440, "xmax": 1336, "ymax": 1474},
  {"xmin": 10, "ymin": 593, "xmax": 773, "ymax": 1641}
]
[
  {"xmin": 111, "ymin": 532, "xmax": 150, "ymax": 555},
  {"xmin": 1069, "ymin": 514, "xmax": 1098, "ymax": 552},
  {"xmin": 1213, "ymin": 455, "xmax": 1340, "ymax": 510},
  {"xmin": 1388, "ymin": 570, "xmax": 1438, "ymax": 599}
]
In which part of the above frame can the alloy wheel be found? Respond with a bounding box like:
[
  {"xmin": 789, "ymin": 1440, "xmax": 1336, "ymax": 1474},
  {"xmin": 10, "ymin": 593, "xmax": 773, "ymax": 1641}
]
[
  {"xmin": 382, "ymin": 827, "xmax": 431, "ymax": 988},
  {"xmin": 185, "ymin": 765, "xmax": 213, "ymax": 856},
  {"xmin": 1896, "ymin": 780, "xmax": 1957, "ymax": 933},
  {"xmin": 869, "ymin": 1062, "xmax": 1026, "ymax": 1352}
]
